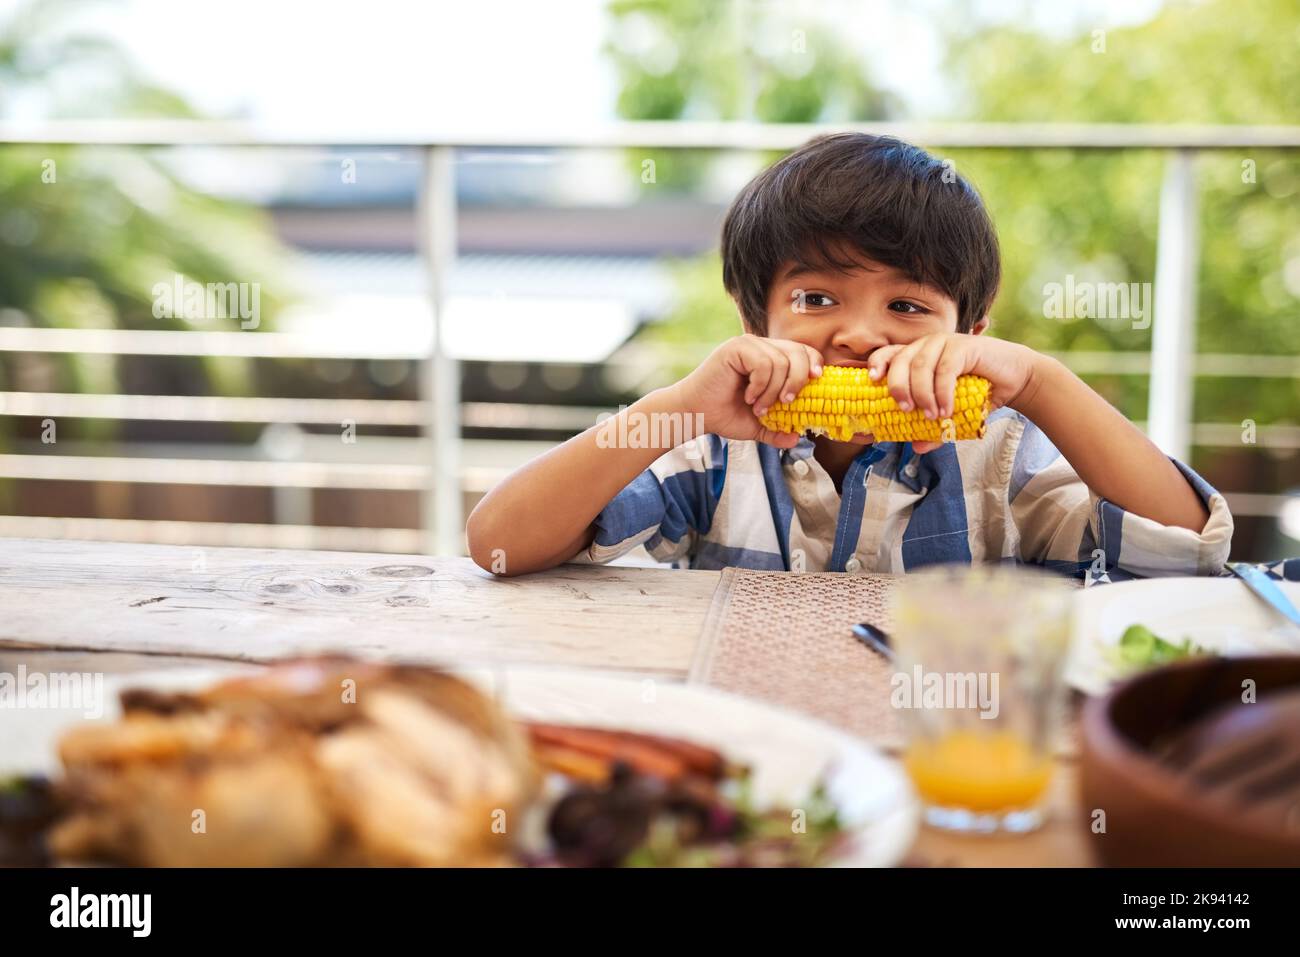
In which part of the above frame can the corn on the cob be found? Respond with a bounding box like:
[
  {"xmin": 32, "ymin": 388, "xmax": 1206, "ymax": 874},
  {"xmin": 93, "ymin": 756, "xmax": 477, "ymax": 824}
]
[{"xmin": 758, "ymin": 366, "xmax": 992, "ymax": 443}]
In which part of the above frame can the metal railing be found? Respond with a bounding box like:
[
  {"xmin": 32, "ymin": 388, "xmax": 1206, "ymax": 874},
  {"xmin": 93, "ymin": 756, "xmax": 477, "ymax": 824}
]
[{"xmin": 2, "ymin": 120, "xmax": 1299, "ymax": 555}]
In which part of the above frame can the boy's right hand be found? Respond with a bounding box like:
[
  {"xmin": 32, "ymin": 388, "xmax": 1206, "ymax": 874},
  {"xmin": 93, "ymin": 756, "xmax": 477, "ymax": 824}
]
[{"xmin": 668, "ymin": 334, "xmax": 824, "ymax": 448}]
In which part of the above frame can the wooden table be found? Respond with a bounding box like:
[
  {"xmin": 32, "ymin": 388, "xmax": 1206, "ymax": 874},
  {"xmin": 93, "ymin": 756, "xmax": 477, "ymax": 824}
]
[{"xmin": 0, "ymin": 537, "xmax": 1092, "ymax": 867}]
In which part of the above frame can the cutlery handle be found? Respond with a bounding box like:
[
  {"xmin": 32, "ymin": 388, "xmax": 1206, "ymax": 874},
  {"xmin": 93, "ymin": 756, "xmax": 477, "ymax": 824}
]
[{"xmin": 851, "ymin": 623, "xmax": 896, "ymax": 661}]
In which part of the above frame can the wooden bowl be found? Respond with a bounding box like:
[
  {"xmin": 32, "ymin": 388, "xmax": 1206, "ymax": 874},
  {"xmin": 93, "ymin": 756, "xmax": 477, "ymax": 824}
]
[{"xmin": 1080, "ymin": 654, "xmax": 1300, "ymax": 866}]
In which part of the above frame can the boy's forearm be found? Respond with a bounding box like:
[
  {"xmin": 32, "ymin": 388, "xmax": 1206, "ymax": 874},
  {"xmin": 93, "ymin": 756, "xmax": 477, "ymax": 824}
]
[
  {"xmin": 1013, "ymin": 355, "xmax": 1210, "ymax": 533},
  {"xmin": 466, "ymin": 385, "xmax": 692, "ymax": 575}
]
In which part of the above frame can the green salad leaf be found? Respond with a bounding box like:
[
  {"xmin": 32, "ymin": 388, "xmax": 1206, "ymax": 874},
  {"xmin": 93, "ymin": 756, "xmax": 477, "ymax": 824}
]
[{"xmin": 1109, "ymin": 624, "xmax": 1210, "ymax": 672}]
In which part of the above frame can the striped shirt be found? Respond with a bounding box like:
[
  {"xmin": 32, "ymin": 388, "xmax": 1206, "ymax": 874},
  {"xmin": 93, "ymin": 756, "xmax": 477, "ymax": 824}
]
[{"xmin": 577, "ymin": 407, "xmax": 1234, "ymax": 581}]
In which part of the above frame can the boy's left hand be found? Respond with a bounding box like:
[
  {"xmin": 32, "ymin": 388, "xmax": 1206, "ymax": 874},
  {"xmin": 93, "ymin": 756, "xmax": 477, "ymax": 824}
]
[{"xmin": 866, "ymin": 333, "xmax": 1043, "ymax": 453}]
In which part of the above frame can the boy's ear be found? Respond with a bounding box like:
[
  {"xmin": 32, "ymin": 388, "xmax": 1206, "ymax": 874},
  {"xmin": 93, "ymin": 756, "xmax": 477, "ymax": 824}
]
[{"xmin": 970, "ymin": 315, "xmax": 991, "ymax": 336}]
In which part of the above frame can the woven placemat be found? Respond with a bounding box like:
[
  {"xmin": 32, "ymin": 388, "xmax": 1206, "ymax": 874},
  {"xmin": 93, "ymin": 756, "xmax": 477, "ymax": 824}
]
[{"xmin": 688, "ymin": 567, "xmax": 1079, "ymax": 755}]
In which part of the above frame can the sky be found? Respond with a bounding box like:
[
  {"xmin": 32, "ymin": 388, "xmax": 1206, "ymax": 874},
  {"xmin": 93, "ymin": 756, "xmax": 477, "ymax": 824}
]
[{"xmin": 5, "ymin": 0, "xmax": 1167, "ymax": 133}]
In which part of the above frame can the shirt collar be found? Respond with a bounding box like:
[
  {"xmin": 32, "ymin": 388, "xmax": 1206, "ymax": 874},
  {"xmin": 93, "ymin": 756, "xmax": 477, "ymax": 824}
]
[{"xmin": 779, "ymin": 436, "xmax": 910, "ymax": 478}]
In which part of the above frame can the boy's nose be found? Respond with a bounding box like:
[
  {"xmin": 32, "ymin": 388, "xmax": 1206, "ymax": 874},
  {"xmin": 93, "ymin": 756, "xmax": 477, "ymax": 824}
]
[{"xmin": 829, "ymin": 318, "xmax": 890, "ymax": 359}]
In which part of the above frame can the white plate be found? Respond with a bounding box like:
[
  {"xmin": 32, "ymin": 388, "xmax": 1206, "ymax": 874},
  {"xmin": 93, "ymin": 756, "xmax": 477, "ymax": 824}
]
[
  {"xmin": 4, "ymin": 664, "xmax": 918, "ymax": 867},
  {"xmin": 1066, "ymin": 577, "xmax": 1300, "ymax": 695}
]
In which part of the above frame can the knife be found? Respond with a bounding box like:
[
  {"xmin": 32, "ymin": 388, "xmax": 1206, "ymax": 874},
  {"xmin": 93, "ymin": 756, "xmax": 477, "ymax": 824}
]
[{"xmin": 1226, "ymin": 562, "xmax": 1300, "ymax": 631}]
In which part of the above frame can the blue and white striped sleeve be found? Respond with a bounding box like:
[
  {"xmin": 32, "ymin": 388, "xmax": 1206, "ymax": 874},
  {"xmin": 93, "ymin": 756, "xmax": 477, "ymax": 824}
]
[
  {"xmin": 1006, "ymin": 414, "xmax": 1233, "ymax": 579},
  {"xmin": 576, "ymin": 433, "xmax": 727, "ymax": 566}
]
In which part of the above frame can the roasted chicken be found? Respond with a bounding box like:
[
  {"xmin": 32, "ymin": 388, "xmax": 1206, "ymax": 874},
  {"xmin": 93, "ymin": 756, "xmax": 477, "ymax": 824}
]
[{"xmin": 48, "ymin": 658, "xmax": 537, "ymax": 867}]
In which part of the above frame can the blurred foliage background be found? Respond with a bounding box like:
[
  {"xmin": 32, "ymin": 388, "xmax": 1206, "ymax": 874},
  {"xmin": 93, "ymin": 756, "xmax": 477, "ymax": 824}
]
[
  {"xmin": 0, "ymin": 0, "xmax": 293, "ymax": 472},
  {"xmin": 0, "ymin": 0, "xmax": 1294, "ymax": 553}
]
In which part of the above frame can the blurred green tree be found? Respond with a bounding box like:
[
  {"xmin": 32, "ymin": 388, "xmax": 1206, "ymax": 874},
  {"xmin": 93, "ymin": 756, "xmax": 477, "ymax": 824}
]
[
  {"xmin": 938, "ymin": 0, "xmax": 1300, "ymax": 434},
  {"xmin": 605, "ymin": 0, "xmax": 899, "ymax": 188},
  {"xmin": 0, "ymin": 0, "xmax": 293, "ymax": 462}
]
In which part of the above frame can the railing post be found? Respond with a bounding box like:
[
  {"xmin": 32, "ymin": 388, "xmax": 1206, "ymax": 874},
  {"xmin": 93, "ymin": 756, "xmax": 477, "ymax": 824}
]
[
  {"xmin": 419, "ymin": 145, "xmax": 462, "ymax": 556},
  {"xmin": 1147, "ymin": 149, "xmax": 1199, "ymax": 461}
]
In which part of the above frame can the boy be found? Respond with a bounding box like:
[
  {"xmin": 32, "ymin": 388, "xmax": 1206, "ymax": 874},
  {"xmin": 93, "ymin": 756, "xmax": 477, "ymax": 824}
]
[{"xmin": 467, "ymin": 134, "xmax": 1232, "ymax": 579}]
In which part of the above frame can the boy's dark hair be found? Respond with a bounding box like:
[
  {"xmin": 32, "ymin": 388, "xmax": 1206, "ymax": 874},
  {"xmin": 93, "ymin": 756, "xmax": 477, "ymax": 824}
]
[{"xmin": 721, "ymin": 133, "xmax": 1001, "ymax": 335}]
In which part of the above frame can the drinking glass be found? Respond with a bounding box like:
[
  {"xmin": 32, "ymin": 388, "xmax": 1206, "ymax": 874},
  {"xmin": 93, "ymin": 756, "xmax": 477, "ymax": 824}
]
[{"xmin": 891, "ymin": 564, "xmax": 1074, "ymax": 833}]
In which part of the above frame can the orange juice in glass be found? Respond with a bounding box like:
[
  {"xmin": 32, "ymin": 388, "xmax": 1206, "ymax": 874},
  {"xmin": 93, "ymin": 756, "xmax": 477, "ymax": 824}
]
[{"xmin": 891, "ymin": 564, "xmax": 1072, "ymax": 833}]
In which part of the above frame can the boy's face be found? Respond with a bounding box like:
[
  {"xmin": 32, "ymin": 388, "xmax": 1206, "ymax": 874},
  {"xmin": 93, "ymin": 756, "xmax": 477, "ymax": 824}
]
[{"xmin": 760, "ymin": 243, "xmax": 987, "ymax": 362}]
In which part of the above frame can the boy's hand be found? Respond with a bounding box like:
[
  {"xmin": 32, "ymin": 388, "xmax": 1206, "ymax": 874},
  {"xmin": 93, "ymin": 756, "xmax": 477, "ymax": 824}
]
[
  {"xmin": 866, "ymin": 333, "xmax": 1042, "ymax": 453},
  {"xmin": 670, "ymin": 334, "xmax": 824, "ymax": 448}
]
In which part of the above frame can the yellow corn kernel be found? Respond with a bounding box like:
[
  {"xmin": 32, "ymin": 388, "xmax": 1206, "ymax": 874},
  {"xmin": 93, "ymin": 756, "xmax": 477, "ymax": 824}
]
[{"xmin": 758, "ymin": 366, "xmax": 991, "ymax": 443}]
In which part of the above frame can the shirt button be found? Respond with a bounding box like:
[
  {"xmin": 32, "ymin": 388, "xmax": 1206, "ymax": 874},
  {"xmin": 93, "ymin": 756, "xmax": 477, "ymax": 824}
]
[
  {"xmin": 904, "ymin": 460, "xmax": 919, "ymax": 479},
  {"xmin": 844, "ymin": 557, "xmax": 862, "ymax": 573},
  {"xmin": 793, "ymin": 459, "xmax": 810, "ymax": 477}
]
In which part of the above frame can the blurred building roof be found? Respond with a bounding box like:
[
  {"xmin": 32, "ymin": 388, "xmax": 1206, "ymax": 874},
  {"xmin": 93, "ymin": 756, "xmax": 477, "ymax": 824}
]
[
  {"xmin": 269, "ymin": 201, "xmax": 723, "ymax": 256},
  {"xmin": 218, "ymin": 149, "xmax": 720, "ymax": 364}
]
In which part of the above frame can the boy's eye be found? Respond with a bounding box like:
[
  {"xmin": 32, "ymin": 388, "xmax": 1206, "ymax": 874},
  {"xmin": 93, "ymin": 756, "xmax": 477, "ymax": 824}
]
[
  {"xmin": 796, "ymin": 292, "xmax": 837, "ymax": 309},
  {"xmin": 888, "ymin": 300, "xmax": 929, "ymax": 315}
]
